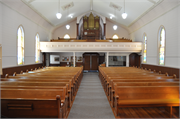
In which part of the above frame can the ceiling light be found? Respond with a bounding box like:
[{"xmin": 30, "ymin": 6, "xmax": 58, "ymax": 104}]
[
  {"xmin": 110, "ymin": 16, "xmax": 113, "ymax": 19},
  {"xmin": 56, "ymin": 13, "xmax": 62, "ymax": 19},
  {"xmin": 122, "ymin": 0, "xmax": 127, "ymax": 19},
  {"xmin": 69, "ymin": 15, "xmax": 73, "ymax": 18},
  {"xmin": 113, "ymin": 25, "xmax": 117, "ymax": 30},
  {"xmin": 66, "ymin": 25, "xmax": 70, "ymax": 29},
  {"xmin": 122, "ymin": 13, "xmax": 127, "ymax": 19},
  {"xmin": 56, "ymin": 0, "xmax": 62, "ymax": 19}
]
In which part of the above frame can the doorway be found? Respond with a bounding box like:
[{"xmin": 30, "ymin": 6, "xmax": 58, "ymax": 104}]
[{"xmin": 83, "ymin": 53, "xmax": 99, "ymax": 72}]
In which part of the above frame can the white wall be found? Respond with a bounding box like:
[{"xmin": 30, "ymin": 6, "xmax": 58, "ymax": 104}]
[
  {"xmin": 178, "ymin": 3, "xmax": 180, "ymax": 68},
  {"xmin": 130, "ymin": 0, "xmax": 179, "ymax": 68},
  {"xmin": 106, "ymin": 20, "xmax": 130, "ymax": 39},
  {"xmin": 0, "ymin": 2, "xmax": 2, "ymax": 44},
  {"xmin": 52, "ymin": 20, "xmax": 77, "ymax": 39},
  {"xmin": 1, "ymin": 2, "xmax": 51, "ymax": 68}
]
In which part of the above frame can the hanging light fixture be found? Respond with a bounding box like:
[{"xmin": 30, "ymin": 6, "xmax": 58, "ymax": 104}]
[
  {"xmin": 113, "ymin": 25, "xmax": 117, "ymax": 30},
  {"xmin": 56, "ymin": 0, "xmax": 62, "ymax": 19},
  {"xmin": 113, "ymin": 9, "xmax": 118, "ymax": 30},
  {"xmin": 122, "ymin": 0, "xmax": 127, "ymax": 19},
  {"xmin": 66, "ymin": 8, "xmax": 70, "ymax": 30}
]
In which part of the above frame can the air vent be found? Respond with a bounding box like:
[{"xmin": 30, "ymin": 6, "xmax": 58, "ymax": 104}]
[
  {"xmin": 62, "ymin": 2, "xmax": 74, "ymax": 11},
  {"xmin": 109, "ymin": 2, "xmax": 122, "ymax": 11}
]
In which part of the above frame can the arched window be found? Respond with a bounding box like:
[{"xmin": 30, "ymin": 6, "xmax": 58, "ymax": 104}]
[
  {"xmin": 112, "ymin": 34, "xmax": 119, "ymax": 39},
  {"xmin": 158, "ymin": 26, "xmax": 165, "ymax": 65},
  {"xmin": 143, "ymin": 33, "xmax": 147, "ymax": 63},
  {"xmin": 64, "ymin": 34, "xmax": 70, "ymax": 39},
  {"xmin": 17, "ymin": 26, "xmax": 24, "ymax": 65},
  {"xmin": 35, "ymin": 34, "xmax": 40, "ymax": 63}
]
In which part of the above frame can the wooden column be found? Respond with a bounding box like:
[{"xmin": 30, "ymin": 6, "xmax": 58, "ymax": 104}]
[
  {"xmin": 104, "ymin": 24, "xmax": 106, "ymax": 38},
  {"xmin": 73, "ymin": 52, "xmax": 76, "ymax": 67},
  {"xmin": 76, "ymin": 23, "xmax": 79, "ymax": 39},
  {"xmin": 42, "ymin": 53, "xmax": 46, "ymax": 67},
  {"xmin": 106, "ymin": 52, "xmax": 109, "ymax": 67}
]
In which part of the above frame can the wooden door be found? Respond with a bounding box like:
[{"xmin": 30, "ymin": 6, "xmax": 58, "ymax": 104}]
[
  {"xmin": 91, "ymin": 55, "xmax": 99, "ymax": 70},
  {"xmin": 83, "ymin": 53, "xmax": 99, "ymax": 71},
  {"xmin": 84, "ymin": 55, "xmax": 90, "ymax": 70}
]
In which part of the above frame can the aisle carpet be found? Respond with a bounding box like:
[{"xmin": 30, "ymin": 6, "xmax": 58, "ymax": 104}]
[{"xmin": 68, "ymin": 72, "xmax": 115, "ymax": 118}]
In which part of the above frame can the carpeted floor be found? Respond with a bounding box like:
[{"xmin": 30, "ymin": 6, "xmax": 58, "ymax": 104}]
[{"xmin": 68, "ymin": 72, "xmax": 115, "ymax": 119}]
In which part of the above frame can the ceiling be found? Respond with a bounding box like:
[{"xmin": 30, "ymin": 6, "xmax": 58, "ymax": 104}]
[{"xmin": 22, "ymin": 0, "xmax": 162, "ymax": 27}]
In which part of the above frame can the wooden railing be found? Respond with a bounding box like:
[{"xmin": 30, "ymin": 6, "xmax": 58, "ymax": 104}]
[{"xmin": 50, "ymin": 39, "xmax": 132, "ymax": 42}]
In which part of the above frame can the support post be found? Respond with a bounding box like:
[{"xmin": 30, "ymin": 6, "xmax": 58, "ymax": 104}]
[
  {"xmin": 104, "ymin": 24, "xmax": 106, "ymax": 39},
  {"xmin": 73, "ymin": 52, "xmax": 75, "ymax": 67},
  {"xmin": 126, "ymin": 55, "xmax": 129, "ymax": 67},
  {"xmin": 76, "ymin": 24, "xmax": 79, "ymax": 39},
  {"xmin": 106, "ymin": 52, "xmax": 109, "ymax": 67}
]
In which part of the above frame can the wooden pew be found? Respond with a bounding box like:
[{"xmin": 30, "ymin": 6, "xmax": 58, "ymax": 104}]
[
  {"xmin": 1, "ymin": 78, "xmax": 74, "ymax": 105},
  {"xmin": 6, "ymin": 76, "xmax": 78, "ymax": 94},
  {"xmin": 1, "ymin": 88, "xmax": 66, "ymax": 118},
  {"xmin": 98, "ymin": 67, "xmax": 180, "ymax": 118},
  {"xmin": 113, "ymin": 85, "xmax": 180, "ymax": 117},
  {"xmin": 2, "ymin": 67, "xmax": 83, "ymax": 118},
  {"xmin": 110, "ymin": 81, "xmax": 179, "ymax": 107}
]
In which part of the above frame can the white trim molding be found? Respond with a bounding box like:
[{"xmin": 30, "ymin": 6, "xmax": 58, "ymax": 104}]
[{"xmin": 40, "ymin": 42, "xmax": 142, "ymax": 53}]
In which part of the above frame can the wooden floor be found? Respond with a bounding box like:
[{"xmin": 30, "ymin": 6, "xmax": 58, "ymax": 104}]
[
  {"xmin": 107, "ymin": 96, "xmax": 179, "ymax": 118},
  {"xmin": 115, "ymin": 107, "xmax": 179, "ymax": 118}
]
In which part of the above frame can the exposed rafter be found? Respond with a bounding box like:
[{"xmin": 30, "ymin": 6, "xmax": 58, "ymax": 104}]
[
  {"xmin": 28, "ymin": 0, "xmax": 35, "ymax": 4},
  {"xmin": 147, "ymin": 0, "xmax": 156, "ymax": 4}
]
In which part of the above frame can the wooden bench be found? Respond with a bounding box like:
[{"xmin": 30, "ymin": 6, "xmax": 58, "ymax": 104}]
[
  {"xmin": 2, "ymin": 67, "xmax": 83, "ymax": 118},
  {"xmin": 1, "ymin": 88, "xmax": 66, "ymax": 118},
  {"xmin": 109, "ymin": 81, "xmax": 179, "ymax": 108},
  {"xmin": 113, "ymin": 85, "xmax": 180, "ymax": 117}
]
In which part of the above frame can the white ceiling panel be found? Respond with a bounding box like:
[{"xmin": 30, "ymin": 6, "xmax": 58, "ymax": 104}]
[{"xmin": 22, "ymin": 0, "xmax": 163, "ymax": 26}]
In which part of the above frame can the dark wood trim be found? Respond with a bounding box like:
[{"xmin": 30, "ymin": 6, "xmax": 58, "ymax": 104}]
[
  {"xmin": 42, "ymin": 53, "xmax": 46, "ymax": 67},
  {"xmin": 129, "ymin": 53, "xmax": 141, "ymax": 67},
  {"xmin": 77, "ymin": 23, "xmax": 79, "ymax": 38},
  {"xmin": 142, "ymin": 64, "xmax": 180, "ymax": 78},
  {"xmin": 104, "ymin": 23, "xmax": 106, "ymax": 37},
  {"xmin": 1, "ymin": 63, "xmax": 43, "ymax": 78}
]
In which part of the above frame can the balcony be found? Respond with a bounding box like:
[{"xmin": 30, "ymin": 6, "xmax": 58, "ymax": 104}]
[{"xmin": 40, "ymin": 41, "xmax": 142, "ymax": 53}]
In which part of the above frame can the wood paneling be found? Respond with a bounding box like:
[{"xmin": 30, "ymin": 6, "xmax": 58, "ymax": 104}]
[
  {"xmin": 129, "ymin": 53, "xmax": 141, "ymax": 67},
  {"xmin": 58, "ymin": 62, "xmax": 82, "ymax": 67},
  {"xmin": 76, "ymin": 62, "xmax": 83, "ymax": 67},
  {"xmin": 1, "ymin": 63, "xmax": 43, "ymax": 78},
  {"xmin": 91, "ymin": 55, "xmax": 99, "ymax": 70},
  {"xmin": 83, "ymin": 53, "xmax": 99, "ymax": 71},
  {"xmin": 84, "ymin": 55, "xmax": 90, "ymax": 70},
  {"xmin": 142, "ymin": 64, "xmax": 179, "ymax": 78}
]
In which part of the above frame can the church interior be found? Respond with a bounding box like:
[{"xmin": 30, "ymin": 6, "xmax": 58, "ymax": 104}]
[{"xmin": 0, "ymin": 0, "xmax": 180, "ymax": 118}]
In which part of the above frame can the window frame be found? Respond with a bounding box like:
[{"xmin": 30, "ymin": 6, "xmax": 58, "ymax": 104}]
[
  {"xmin": 157, "ymin": 25, "xmax": 166, "ymax": 65},
  {"xmin": 17, "ymin": 25, "xmax": 25, "ymax": 65},
  {"xmin": 112, "ymin": 34, "xmax": 119, "ymax": 39},
  {"xmin": 142, "ymin": 33, "xmax": 147, "ymax": 63},
  {"xmin": 63, "ymin": 34, "xmax": 71, "ymax": 39},
  {"xmin": 35, "ymin": 33, "xmax": 40, "ymax": 63}
]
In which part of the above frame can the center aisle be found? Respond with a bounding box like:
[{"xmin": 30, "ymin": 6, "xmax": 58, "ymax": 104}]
[{"xmin": 68, "ymin": 72, "xmax": 115, "ymax": 118}]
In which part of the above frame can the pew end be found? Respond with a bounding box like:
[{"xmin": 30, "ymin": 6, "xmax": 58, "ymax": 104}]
[
  {"xmin": 5, "ymin": 74, "xmax": 9, "ymax": 78},
  {"xmin": 13, "ymin": 72, "xmax": 17, "ymax": 76}
]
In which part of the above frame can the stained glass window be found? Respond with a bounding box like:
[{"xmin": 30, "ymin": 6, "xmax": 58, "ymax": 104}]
[
  {"xmin": 17, "ymin": 26, "xmax": 24, "ymax": 65},
  {"xmin": 112, "ymin": 34, "xmax": 119, "ymax": 39},
  {"xmin": 159, "ymin": 27, "xmax": 165, "ymax": 65},
  {"xmin": 143, "ymin": 34, "xmax": 147, "ymax": 63},
  {"xmin": 64, "ymin": 34, "xmax": 70, "ymax": 39},
  {"xmin": 35, "ymin": 34, "xmax": 40, "ymax": 63}
]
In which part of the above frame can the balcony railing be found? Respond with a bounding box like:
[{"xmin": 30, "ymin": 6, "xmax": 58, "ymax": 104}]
[{"xmin": 40, "ymin": 41, "xmax": 142, "ymax": 53}]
